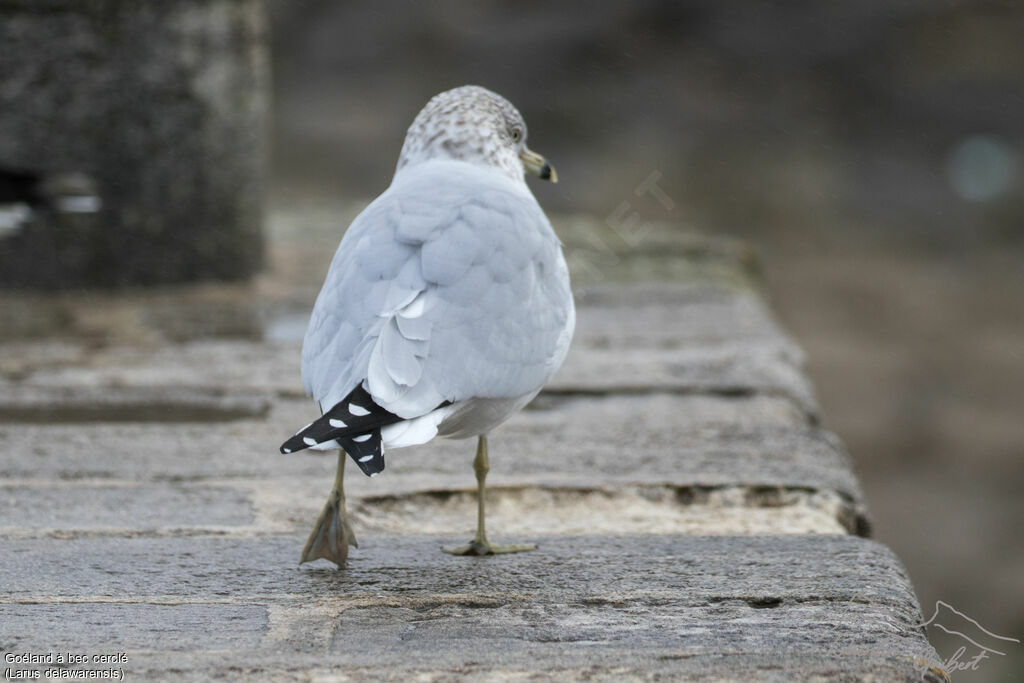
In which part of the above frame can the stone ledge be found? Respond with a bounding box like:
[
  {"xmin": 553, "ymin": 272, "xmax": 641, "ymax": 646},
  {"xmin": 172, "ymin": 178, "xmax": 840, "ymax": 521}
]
[
  {"xmin": 0, "ymin": 392, "xmax": 869, "ymax": 536},
  {"xmin": 0, "ymin": 283, "xmax": 817, "ymax": 416},
  {"xmin": 0, "ymin": 535, "xmax": 945, "ymax": 681},
  {"xmin": 0, "ymin": 482, "xmax": 854, "ymax": 540},
  {"xmin": 0, "ymin": 212, "xmax": 942, "ymax": 679},
  {"xmin": 0, "ymin": 385, "xmax": 270, "ymax": 423}
]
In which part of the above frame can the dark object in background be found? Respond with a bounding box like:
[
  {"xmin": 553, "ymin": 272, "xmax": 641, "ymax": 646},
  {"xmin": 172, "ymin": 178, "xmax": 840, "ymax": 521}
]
[
  {"xmin": 0, "ymin": 168, "xmax": 47, "ymax": 208},
  {"xmin": 0, "ymin": 166, "xmax": 102, "ymax": 228},
  {"xmin": 0, "ymin": 1, "xmax": 269, "ymax": 289}
]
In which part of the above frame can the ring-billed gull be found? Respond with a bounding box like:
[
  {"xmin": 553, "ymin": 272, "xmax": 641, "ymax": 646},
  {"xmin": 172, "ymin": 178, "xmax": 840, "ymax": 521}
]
[{"xmin": 280, "ymin": 85, "xmax": 574, "ymax": 567}]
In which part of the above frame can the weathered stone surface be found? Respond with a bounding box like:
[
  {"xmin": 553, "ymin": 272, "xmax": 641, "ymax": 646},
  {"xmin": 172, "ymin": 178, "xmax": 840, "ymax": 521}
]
[
  {"xmin": 0, "ymin": 1, "xmax": 269, "ymax": 287},
  {"xmin": 0, "ymin": 283, "xmax": 815, "ymax": 414},
  {"xmin": 0, "ymin": 384, "xmax": 270, "ymax": 423},
  {"xmin": 0, "ymin": 393, "xmax": 809, "ymax": 479},
  {"xmin": 0, "ymin": 535, "xmax": 944, "ymax": 681},
  {"xmin": 0, "ymin": 207, "xmax": 942, "ymax": 678},
  {"xmin": 561, "ymin": 284, "xmax": 818, "ymax": 415},
  {"xmin": 0, "ymin": 393, "xmax": 866, "ymax": 535},
  {"xmin": 0, "ymin": 481, "xmax": 253, "ymax": 532},
  {"xmin": 0, "ymin": 603, "xmax": 267, "ymax": 651}
]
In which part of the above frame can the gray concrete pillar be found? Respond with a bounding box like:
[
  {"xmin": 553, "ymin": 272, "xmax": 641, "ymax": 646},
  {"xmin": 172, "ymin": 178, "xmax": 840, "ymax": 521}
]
[{"xmin": 0, "ymin": 0, "xmax": 269, "ymax": 288}]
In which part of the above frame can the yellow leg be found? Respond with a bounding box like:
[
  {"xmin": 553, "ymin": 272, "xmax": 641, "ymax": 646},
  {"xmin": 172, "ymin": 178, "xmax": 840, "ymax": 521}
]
[
  {"xmin": 300, "ymin": 451, "xmax": 357, "ymax": 567},
  {"xmin": 442, "ymin": 435, "xmax": 536, "ymax": 556}
]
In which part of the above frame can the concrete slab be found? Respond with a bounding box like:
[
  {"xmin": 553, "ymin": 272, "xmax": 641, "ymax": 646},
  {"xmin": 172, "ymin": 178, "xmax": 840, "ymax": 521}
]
[
  {"xmin": 0, "ymin": 218, "xmax": 942, "ymax": 679},
  {"xmin": 0, "ymin": 384, "xmax": 270, "ymax": 423},
  {"xmin": 1, "ymin": 283, "xmax": 817, "ymax": 416},
  {"xmin": 0, "ymin": 394, "xmax": 825, "ymax": 482},
  {"xmin": 0, "ymin": 393, "xmax": 866, "ymax": 536},
  {"xmin": 0, "ymin": 481, "xmax": 253, "ymax": 532},
  {"xmin": 0, "ymin": 602, "xmax": 267, "ymax": 651},
  {"xmin": 0, "ymin": 535, "xmax": 945, "ymax": 681}
]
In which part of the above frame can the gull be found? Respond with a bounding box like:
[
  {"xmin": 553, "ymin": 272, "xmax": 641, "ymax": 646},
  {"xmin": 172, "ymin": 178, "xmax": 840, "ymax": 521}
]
[{"xmin": 280, "ymin": 85, "xmax": 575, "ymax": 567}]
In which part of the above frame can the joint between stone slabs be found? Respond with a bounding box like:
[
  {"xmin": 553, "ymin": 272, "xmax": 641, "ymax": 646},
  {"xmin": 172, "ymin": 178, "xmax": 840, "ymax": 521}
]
[
  {"xmin": 0, "ymin": 385, "xmax": 272, "ymax": 424},
  {"xmin": 353, "ymin": 482, "xmax": 870, "ymax": 538},
  {"xmin": 533, "ymin": 386, "xmax": 821, "ymax": 427}
]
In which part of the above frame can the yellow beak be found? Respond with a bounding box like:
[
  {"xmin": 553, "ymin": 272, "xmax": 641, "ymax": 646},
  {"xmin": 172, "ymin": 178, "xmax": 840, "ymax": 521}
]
[{"xmin": 520, "ymin": 148, "xmax": 558, "ymax": 183}]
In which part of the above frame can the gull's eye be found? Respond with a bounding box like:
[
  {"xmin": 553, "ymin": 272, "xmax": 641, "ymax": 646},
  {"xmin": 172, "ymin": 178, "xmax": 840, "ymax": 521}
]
[{"xmin": 510, "ymin": 128, "xmax": 522, "ymax": 143}]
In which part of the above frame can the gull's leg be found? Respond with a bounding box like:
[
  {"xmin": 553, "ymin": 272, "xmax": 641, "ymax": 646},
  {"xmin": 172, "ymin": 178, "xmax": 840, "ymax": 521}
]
[
  {"xmin": 442, "ymin": 435, "xmax": 536, "ymax": 556},
  {"xmin": 301, "ymin": 451, "xmax": 358, "ymax": 567}
]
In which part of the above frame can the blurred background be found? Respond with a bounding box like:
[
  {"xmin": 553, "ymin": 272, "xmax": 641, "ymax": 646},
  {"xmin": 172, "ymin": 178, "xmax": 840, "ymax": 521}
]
[{"xmin": 3, "ymin": 1, "xmax": 1022, "ymax": 679}]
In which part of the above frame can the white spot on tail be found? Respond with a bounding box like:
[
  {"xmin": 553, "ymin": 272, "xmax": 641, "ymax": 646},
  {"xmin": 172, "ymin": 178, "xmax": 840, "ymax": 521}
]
[
  {"xmin": 282, "ymin": 448, "xmax": 292, "ymax": 454},
  {"xmin": 329, "ymin": 418, "xmax": 347, "ymax": 429},
  {"xmin": 352, "ymin": 433, "xmax": 372, "ymax": 443},
  {"xmin": 349, "ymin": 404, "xmax": 371, "ymax": 416},
  {"xmin": 303, "ymin": 437, "xmax": 317, "ymax": 446},
  {"xmin": 358, "ymin": 455, "xmax": 374, "ymax": 462}
]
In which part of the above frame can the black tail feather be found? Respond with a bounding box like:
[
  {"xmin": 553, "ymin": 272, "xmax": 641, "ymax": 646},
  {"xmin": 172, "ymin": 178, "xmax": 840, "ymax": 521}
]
[{"xmin": 280, "ymin": 385, "xmax": 402, "ymax": 477}]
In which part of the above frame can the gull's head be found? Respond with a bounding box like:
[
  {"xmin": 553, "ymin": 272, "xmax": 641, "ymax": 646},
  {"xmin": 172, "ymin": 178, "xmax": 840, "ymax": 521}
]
[{"xmin": 396, "ymin": 85, "xmax": 557, "ymax": 185}]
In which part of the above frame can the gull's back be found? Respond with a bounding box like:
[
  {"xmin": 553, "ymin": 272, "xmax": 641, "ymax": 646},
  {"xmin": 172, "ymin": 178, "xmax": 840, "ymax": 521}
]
[{"xmin": 301, "ymin": 158, "xmax": 575, "ymax": 426}]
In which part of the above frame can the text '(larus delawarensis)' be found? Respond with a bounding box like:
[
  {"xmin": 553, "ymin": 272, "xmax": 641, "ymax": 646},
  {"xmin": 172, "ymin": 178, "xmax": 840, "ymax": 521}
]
[{"xmin": 280, "ymin": 85, "xmax": 575, "ymax": 567}]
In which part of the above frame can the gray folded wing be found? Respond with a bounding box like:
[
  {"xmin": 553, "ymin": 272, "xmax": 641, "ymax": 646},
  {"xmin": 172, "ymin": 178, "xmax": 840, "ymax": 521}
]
[{"xmin": 301, "ymin": 164, "xmax": 575, "ymax": 420}]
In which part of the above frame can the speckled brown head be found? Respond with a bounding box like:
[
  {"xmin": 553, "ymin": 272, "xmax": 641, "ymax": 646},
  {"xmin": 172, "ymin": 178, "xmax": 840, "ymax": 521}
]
[{"xmin": 395, "ymin": 85, "xmax": 557, "ymax": 184}]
